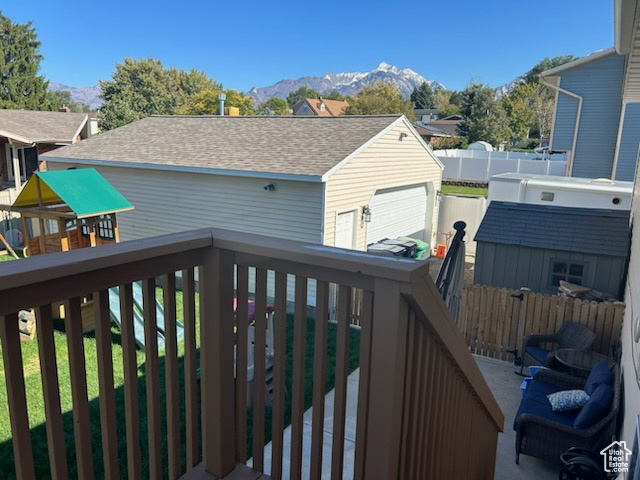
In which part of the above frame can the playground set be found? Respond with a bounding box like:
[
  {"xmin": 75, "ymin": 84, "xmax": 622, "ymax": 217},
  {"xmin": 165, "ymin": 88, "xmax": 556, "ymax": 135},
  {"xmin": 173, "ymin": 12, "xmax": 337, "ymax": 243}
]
[{"xmin": 0, "ymin": 168, "xmax": 181, "ymax": 350}]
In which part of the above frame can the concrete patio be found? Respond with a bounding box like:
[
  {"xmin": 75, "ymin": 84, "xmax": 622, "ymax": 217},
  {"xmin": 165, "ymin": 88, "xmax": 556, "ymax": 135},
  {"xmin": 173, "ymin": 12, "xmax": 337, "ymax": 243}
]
[{"xmin": 254, "ymin": 355, "xmax": 558, "ymax": 479}]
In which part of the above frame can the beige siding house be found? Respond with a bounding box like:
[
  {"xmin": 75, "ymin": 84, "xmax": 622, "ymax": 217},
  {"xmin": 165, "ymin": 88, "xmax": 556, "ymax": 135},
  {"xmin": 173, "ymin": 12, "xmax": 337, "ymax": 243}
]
[{"xmin": 42, "ymin": 115, "xmax": 442, "ymax": 253}]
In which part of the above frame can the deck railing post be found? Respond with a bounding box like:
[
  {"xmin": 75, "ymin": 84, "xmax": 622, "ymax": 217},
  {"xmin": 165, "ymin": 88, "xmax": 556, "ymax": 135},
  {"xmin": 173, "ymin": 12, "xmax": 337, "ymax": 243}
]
[
  {"xmin": 199, "ymin": 247, "xmax": 236, "ymax": 477},
  {"xmin": 362, "ymin": 278, "xmax": 409, "ymax": 479}
]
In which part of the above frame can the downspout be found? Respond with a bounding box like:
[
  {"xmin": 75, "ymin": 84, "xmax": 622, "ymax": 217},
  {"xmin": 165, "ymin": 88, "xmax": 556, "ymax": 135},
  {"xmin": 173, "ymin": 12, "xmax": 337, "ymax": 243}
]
[
  {"xmin": 539, "ymin": 76, "xmax": 583, "ymax": 176},
  {"xmin": 611, "ymin": 100, "xmax": 628, "ymax": 180}
]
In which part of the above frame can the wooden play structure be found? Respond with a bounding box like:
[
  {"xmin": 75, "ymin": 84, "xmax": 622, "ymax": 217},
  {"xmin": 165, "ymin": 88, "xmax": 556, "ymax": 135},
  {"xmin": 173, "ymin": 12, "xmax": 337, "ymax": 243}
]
[{"xmin": 0, "ymin": 168, "xmax": 133, "ymax": 256}]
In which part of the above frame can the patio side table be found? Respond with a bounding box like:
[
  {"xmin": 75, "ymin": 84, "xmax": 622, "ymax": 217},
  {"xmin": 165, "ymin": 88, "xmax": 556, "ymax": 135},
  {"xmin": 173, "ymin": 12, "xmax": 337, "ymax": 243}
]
[{"xmin": 554, "ymin": 348, "xmax": 614, "ymax": 376}]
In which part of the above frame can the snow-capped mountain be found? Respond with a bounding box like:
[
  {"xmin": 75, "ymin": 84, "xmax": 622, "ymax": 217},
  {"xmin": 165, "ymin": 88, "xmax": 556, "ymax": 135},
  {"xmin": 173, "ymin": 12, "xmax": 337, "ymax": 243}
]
[
  {"xmin": 47, "ymin": 82, "xmax": 102, "ymax": 110},
  {"xmin": 246, "ymin": 62, "xmax": 446, "ymax": 103}
]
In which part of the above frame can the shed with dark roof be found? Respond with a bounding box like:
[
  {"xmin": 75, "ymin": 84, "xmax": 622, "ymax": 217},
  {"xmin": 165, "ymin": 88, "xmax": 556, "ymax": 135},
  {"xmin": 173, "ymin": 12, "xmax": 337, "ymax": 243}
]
[{"xmin": 473, "ymin": 201, "xmax": 630, "ymax": 297}]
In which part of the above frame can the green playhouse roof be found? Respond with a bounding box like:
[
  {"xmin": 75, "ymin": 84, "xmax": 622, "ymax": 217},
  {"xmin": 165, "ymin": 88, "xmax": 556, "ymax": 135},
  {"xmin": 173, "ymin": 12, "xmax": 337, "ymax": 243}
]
[{"xmin": 13, "ymin": 169, "xmax": 134, "ymax": 218}]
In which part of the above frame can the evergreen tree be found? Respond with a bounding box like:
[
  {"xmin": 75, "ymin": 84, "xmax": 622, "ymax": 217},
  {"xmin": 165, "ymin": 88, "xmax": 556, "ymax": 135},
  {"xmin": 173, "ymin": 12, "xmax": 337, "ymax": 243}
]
[
  {"xmin": 410, "ymin": 82, "xmax": 435, "ymax": 109},
  {"xmin": 457, "ymin": 83, "xmax": 510, "ymax": 146},
  {"xmin": 0, "ymin": 11, "xmax": 49, "ymax": 109}
]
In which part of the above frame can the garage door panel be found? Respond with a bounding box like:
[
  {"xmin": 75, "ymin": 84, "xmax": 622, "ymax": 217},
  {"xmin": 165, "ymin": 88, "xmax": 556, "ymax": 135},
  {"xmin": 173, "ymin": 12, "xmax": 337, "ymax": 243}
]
[{"xmin": 366, "ymin": 185, "xmax": 427, "ymax": 244}]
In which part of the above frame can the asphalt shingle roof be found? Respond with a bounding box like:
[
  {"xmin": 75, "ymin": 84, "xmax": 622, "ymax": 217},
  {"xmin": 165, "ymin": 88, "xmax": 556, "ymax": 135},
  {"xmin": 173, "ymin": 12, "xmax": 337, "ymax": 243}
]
[
  {"xmin": 42, "ymin": 115, "xmax": 402, "ymax": 177},
  {"xmin": 474, "ymin": 201, "xmax": 630, "ymax": 257},
  {"xmin": 0, "ymin": 109, "xmax": 88, "ymax": 144}
]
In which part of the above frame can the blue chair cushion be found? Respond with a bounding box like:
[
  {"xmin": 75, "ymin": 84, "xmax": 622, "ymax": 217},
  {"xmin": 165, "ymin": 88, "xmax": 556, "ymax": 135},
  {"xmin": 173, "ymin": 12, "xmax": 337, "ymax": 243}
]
[
  {"xmin": 513, "ymin": 378, "xmax": 578, "ymax": 430},
  {"xmin": 526, "ymin": 346, "xmax": 551, "ymax": 364},
  {"xmin": 574, "ymin": 384, "xmax": 613, "ymax": 429},
  {"xmin": 584, "ymin": 361, "xmax": 613, "ymax": 396},
  {"xmin": 547, "ymin": 390, "xmax": 590, "ymax": 412}
]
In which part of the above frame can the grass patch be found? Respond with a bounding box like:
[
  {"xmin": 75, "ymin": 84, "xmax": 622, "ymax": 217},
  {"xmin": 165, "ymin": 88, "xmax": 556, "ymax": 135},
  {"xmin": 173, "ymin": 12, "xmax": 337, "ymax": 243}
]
[
  {"xmin": 441, "ymin": 184, "xmax": 488, "ymax": 197},
  {"xmin": 0, "ymin": 288, "xmax": 359, "ymax": 478},
  {"xmin": 0, "ymin": 254, "xmax": 17, "ymax": 261}
]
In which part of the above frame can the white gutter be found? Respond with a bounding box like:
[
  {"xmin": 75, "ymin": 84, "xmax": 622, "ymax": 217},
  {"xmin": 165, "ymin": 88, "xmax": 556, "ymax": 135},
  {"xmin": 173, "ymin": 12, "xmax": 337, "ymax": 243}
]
[
  {"xmin": 612, "ymin": 100, "xmax": 628, "ymax": 179},
  {"xmin": 539, "ymin": 76, "xmax": 583, "ymax": 176}
]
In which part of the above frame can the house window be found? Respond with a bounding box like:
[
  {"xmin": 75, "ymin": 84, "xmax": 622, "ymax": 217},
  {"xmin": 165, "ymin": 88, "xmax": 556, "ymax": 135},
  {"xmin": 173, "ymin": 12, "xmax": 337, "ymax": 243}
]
[
  {"xmin": 97, "ymin": 215, "xmax": 115, "ymax": 240},
  {"xmin": 550, "ymin": 260, "xmax": 585, "ymax": 287}
]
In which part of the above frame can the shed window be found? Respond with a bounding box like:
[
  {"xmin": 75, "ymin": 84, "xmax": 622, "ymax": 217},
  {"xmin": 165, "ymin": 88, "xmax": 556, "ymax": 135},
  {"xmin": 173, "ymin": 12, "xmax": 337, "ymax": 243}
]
[
  {"xmin": 550, "ymin": 260, "xmax": 585, "ymax": 287},
  {"xmin": 97, "ymin": 215, "xmax": 115, "ymax": 240}
]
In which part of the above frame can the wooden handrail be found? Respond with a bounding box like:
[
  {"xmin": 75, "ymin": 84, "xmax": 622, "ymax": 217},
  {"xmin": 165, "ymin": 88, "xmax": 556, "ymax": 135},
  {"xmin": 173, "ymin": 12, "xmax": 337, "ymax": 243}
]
[{"xmin": 403, "ymin": 272, "xmax": 504, "ymax": 430}]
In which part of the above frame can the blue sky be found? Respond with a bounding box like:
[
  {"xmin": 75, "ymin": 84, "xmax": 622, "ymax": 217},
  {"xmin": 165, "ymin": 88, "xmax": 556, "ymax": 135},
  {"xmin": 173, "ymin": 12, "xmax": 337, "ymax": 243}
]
[{"xmin": 3, "ymin": 0, "xmax": 614, "ymax": 92}]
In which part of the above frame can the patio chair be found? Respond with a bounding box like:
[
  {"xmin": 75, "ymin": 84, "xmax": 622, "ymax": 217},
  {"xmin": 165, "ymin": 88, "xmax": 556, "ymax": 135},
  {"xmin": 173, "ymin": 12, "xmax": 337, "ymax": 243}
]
[{"xmin": 519, "ymin": 321, "xmax": 596, "ymax": 375}]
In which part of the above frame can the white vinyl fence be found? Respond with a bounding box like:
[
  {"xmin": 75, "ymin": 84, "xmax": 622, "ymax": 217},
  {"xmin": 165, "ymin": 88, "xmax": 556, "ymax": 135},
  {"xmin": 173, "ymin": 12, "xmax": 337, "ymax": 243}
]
[{"xmin": 434, "ymin": 149, "xmax": 568, "ymax": 182}]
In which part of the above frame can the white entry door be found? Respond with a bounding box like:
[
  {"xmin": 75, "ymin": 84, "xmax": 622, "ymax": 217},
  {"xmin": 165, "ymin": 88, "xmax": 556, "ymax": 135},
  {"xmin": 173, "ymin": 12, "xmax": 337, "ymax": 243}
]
[
  {"xmin": 335, "ymin": 210, "xmax": 356, "ymax": 249},
  {"xmin": 366, "ymin": 184, "xmax": 428, "ymax": 245}
]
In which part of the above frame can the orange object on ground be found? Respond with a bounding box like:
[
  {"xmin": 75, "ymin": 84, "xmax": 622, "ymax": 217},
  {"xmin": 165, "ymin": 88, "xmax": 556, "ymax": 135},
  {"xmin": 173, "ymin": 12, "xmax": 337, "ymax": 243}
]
[{"xmin": 436, "ymin": 244, "xmax": 447, "ymax": 258}]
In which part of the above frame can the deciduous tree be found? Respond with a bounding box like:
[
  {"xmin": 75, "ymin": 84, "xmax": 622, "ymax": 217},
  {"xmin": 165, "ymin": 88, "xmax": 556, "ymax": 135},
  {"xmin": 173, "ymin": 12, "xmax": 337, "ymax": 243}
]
[
  {"xmin": 0, "ymin": 11, "xmax": 49, "ymax": 109},
  {"xmin": 43, "ymin": 90, "xmax": 92, "ymax": 112},
  {"xmin": 286, "ymin": 86, "xmax": 320, "ymax": 108},
  {"xmin": 344, "ymin": 82, "xmax": 415, "ymax": 120},
  {"xmin": 256, "ymin": 97, "xmax": 289, "ymax": 115}
]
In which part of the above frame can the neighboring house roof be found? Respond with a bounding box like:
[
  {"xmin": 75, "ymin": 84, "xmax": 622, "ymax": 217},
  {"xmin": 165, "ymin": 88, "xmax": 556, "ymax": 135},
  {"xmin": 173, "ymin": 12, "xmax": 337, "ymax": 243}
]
[
  {"xmin": 13, "ymin": 168, "xmax": 134, "ymax": 218},
  {"xmin": 414, "ymin": 125, "xmax": 449, "ymax": 137},
  {"xmin": 294, "ymin": 98, "xmax": 349, "ymax": 116},
  {"xmin": 539, "ymin": 48, "xmax": 617, "ymax": 77},
  {"xmin": 428, "ymin": 115, "xmax": 463, "ymax": 125},
  {"xmin": 42, "ymin": 115, "xmax": 429, "ymax": 180},
  {"xmin": 0, "ymin": 109, "xmax": 88, "ymax": 144},
  {"xmin": 474, "ymin": 201, "xmax": 630, "ymax": 257}
]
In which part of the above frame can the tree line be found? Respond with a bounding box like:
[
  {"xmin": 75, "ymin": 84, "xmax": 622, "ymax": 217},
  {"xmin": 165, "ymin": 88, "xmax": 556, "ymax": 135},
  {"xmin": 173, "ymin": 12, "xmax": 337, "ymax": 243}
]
[{"xmin": 1, "ymin": 10, "xmax": 574, "ymax": 148}]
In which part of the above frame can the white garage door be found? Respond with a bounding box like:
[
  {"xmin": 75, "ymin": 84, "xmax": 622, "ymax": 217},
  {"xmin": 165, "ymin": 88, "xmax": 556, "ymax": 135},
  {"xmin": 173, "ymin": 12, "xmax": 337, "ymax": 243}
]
[{"xmin": 366, "ymin": 184, "xmax": 427, "ymax": 245}]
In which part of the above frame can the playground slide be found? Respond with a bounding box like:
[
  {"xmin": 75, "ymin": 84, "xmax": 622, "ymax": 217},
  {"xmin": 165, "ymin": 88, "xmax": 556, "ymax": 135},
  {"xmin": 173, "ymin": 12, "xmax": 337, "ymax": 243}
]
[{"xmin": 108, "ymin": 282, "xmax": 185, "ymax": 351}]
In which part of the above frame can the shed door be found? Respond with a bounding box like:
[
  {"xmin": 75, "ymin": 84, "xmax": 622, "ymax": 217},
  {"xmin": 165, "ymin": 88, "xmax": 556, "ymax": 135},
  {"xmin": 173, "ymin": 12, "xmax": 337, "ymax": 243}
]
[
  {"xmin": 335, "ymin": 210, "xmax": 356, "ymax": 249},
  {"xmin": 366, "ymin": 184, "xmax": 427, "ymax": 245}
]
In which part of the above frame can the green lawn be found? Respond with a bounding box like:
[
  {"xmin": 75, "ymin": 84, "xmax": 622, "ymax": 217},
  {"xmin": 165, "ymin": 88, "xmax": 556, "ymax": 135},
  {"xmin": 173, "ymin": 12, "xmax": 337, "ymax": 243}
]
[
  {"xmin": 0, "ymin": 288, "xmax": 360, "ymax": 478},
  {"xmin": 0, "ymin": 254, "xmax": 17, "ymax": 261},
  {"xmin": 441, "ymin": 184, "xmax": 488, "ymax": 197}
]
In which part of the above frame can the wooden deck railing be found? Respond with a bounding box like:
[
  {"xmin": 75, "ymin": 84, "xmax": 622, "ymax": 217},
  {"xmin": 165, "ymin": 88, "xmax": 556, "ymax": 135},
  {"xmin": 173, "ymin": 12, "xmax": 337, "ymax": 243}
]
[{"xmin": 0, "ymin": 228, "xmax": 504, "ymax": 480}]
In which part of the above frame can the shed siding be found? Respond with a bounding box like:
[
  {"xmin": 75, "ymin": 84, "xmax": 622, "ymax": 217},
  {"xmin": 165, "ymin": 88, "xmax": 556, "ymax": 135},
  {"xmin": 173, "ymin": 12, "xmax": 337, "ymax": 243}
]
[
  {"xmin": 474, "ymin": 243, "xmax": 625, "ymax": 298},
  {"xmin": 616, "ymin": 102, "xmax": 640, "ymax": 180},
  {"xmin": 46, "ymin": 162, "xmax": 324, "ymax": 243},
  {"xmin": 324, "ymin": 122, "xmax": 442, "ymax": 250},
  {"xmin": 551, "ymin": 53, "xmax": 625, "ymax": 178}
]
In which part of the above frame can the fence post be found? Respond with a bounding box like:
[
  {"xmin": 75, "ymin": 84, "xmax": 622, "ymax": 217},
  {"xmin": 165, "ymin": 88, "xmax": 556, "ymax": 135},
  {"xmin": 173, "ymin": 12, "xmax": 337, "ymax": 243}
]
[
  {"xmin": 200, "ymin": 247, "xmax": 236, "ymax": 476},
  {"xmin": 363, "ymin": 278, "xmax": 408, "ymax": 478},
  {"xmin": 457, "ymin": 157, "xmax": 463, "ymax": 179}
]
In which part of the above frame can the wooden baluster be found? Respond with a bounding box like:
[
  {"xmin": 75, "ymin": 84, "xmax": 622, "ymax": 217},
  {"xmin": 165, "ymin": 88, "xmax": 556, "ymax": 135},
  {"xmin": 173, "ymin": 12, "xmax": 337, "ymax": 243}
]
[
  {"xmin": 270, "ymin": 271, "xmax": 288, "ymax": 479},
  {"xmin": 362, "ymin": 279, "xmax": 408, "ymax": 479},
  {"xmin": 35, "ymin": 306, "xmax": 68, "ymax": 480},
  {"xmin": 252, "ymin": 268, "xmax": 268, "ymax": 471},
  {"xmin": 353, "ymin": 291, "xmax": 373, "ymax": 480},
  {"xmin": 120, "ymin": 283, "xmax": 142, "ymax": 480},
  {"xmin": 163, "ymin": 273, "xmax": 181, "ymax": 479},
  {"xmin": 0, "ymin": 312, "xmax": 35, "ymax": 480},
  {"xmin": 310, "ymin": 281, "xmax": 329, "ymax": 480},
  {"xmin": 199, "ymin": 248, "xmax": 236, "ymax": 477},
  {"xmin": 331, "ymin": 285, "xmax": 352, "ymax": 480},
  {"xmin": 182, "ymin": 268, "xmax": 199, "ymax": 469},
  {"xmin": 290, "ymin": 276, "xmax": 308, "ymax": 480},
  {"xmin": 94, "ymin": 289, "xmax": 120, "ymax": 479},
  {"xmin": 65, "ymin": 297, "xmax": 94, "ymax": 479},
  {"xmin": 235, "ymin": 265, "xmax": 249, "ymax": 463},
  {"xmin": 142, "ymin": 278, "xmax": 162, "ymax": 478}
]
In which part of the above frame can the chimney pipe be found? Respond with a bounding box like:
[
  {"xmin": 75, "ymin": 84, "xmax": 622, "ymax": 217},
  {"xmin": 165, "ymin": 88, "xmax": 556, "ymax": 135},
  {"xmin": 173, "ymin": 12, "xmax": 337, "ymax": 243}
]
[
  {"xmin": 218, "ymin": 93, "xmax": 226, "ymax": 116},
  {"xmin": 59, "ymin": 104, "xmax": 70, "ymax": 113}
]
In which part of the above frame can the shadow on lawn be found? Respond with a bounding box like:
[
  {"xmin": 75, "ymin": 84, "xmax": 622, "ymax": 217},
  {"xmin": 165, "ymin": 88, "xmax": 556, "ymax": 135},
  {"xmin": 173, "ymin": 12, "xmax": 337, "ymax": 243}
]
[{"xmin": 0, "ymin": 315, "xmax": 360, "ymax": 479}]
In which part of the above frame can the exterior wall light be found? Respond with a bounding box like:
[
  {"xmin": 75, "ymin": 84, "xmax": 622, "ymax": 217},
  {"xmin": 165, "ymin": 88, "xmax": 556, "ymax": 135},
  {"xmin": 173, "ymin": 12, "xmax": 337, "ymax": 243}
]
[{"xmin": 362, "ymin": 205, "xmax": 372, "ymax": 223}]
